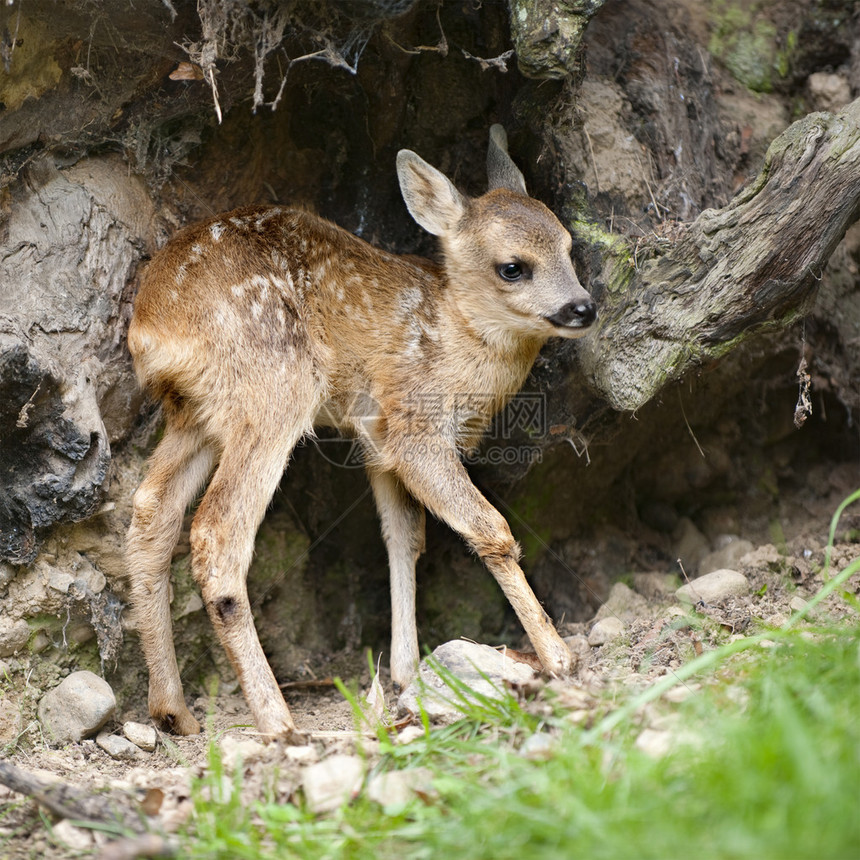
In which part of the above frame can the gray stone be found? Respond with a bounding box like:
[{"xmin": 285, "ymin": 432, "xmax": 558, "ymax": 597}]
[
  {"xmin": 588, "ymin": 616, "xmax": 626, "ymax": 646},
  {"xmin": 675, "ymin": 569, "xmax": 750, "ymax": 605},
  {"xmin": 635, "ymin": 728, "xmax": 673, "ymax": 758},
  {"xmin": 807, "ymin": 72, "xmax": 852, "ymax": 113},
  {"xmin": 397, "ymin": 640, "xmax": 536, "ymax": 720},
  {"xmin": 219, "ymin": 734, "xmax": 266, "ymax": 771},
  {"xmin": 38, "ymin": 670, "xmax": 116, "ymax": 744},
  {"xmin": 96, "ymin": 731, "xmax": 144, "ymax": 761},
  {"xmin": 122, "ymin": 721, "xmax": 158, "ymax": 752},
  {"xmin": 301, "ymin": 754, "xmax": 365, "ymax": 814},
  {"xmin": 595, "ymin": 582, "xmax": 648, "ymax": 620},
  {"xmin": 673, "ymin": 517, "xmax": 710, "ymax": 574},
  {"xmin": 789, "ymin": 595, "xmax": 808, "ymax": 613},
  {"xmin": 519, "ymin": 732, "xmax": 557, "ymax": 761},
  {"xmin": 0, "ymin": 616, "xmax": 30, "ymax": 657},
  {"xmin": 51, "ymin": 820, "xmax": 94, "ymax": 851},
  {"xmin": 632, "ymin": 572, "xmax": 678, "ymax": 600},
  {"xmin": 284, "ymin": 744, "xmax": 320, "ymax": 765},
  {"xmin": 366, "ymin": 767, "xmax": 434, "ymax": 809},
  {"xmin": 699, "ymin": 537, "xmax": 754, "ymax": 575}
]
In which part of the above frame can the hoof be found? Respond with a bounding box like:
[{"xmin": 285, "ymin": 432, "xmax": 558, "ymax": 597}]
[
  {"xmin": 153, "ymin": 707, "xmax": 201, "ymax": 736},
  {"xmin": 537, "ymin": 639, "xmax": 575, "ymax": 679}
]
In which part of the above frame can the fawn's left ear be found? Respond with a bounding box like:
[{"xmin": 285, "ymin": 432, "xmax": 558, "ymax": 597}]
[
  {"xmin": 487, "ymin": 124, "xmax": 527, "ymax": 196},
  {"xmin": 396, "ymin": 150, "xmax": 467, "ymax": 237}
]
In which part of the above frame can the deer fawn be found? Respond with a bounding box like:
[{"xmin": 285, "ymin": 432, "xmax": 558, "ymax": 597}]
[{"xmin": 126, "ymin": 126, "xmax": 596, "ymax": 740}]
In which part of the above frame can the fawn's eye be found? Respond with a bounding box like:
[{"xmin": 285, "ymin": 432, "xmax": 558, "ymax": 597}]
[{"xmin": 497, "ymin": 262, "xmax": 525, "ymax": 282}]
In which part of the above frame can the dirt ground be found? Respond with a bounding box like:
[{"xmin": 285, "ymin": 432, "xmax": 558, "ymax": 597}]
[{"xmin": 2, "ymin": 451, "xmax": 859, "ymax": 859}]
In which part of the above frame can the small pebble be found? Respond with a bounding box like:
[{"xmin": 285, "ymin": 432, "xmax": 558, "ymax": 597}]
[
  {"xmin": 789, "ymin": 596, "xmax": 808, "ymax": 613},
  {"xmin": 302, "ymin": 754, "xmax": 364, "ymax": 814},
  {"xmin": 219, "ymin": 735, "xmax": 266, "ymax": 771},
  {"xmin": 519, "ymin": 732, "xmax": 556, "ymax": 761},
  {"xmin": 366, "ymin": 767, "xmax": 434, "ymax": 808},
  {"xmin": 635, "ymin": 728, "xmax": 673, "ymax": 759},
  {"xmin": 52, "ymin": 820, "xmax": 94, "ymax": 851},
  {"xmin": 395, "ymin": 725, "xmax": 425, "ymax": 746},
  {"xmin": 284, "ymin": 744, "xmax": 320, "ymax": 764},
  {"xmin": 123, "ymin": 721, "xmax": 157, "ymax": 752},
  {"xmin": 588, "ymin": 616, "xmax": 625, "ymax": 646},
  {"xmin": 675, "ymin": 569, "xmax": 749, "ymax": 605},
  {"xmin": 96, "ymin": 731, "xmax": 144, "ymax": 761}
]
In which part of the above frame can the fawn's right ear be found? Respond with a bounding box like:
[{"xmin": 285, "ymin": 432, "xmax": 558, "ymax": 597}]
[{"xmin": 397, "ymin": 150, "xmax": 466, "ymax": 237}]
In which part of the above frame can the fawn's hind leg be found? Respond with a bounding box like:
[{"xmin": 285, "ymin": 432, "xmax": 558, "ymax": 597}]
[
  {"xmin": 189, "ymin": 417, "xmax": 311, "ymax": 741},
  {"xmin": 127, "ymin": 419, "xmax": 215, "ymax": 735},
  {"xmin": 368, "ymin": 469, "xmax": 426, "ymax": 690}
]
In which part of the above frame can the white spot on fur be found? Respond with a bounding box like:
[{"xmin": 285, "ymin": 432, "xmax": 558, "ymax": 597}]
[
  {"xmin": 251, "ymin": 302, "xmax": 263, "ymax": 320},
  {"xmin": 175, "ymin": 263, "xmax": 187, "ymax": 285},
  {"xmin": 400, "ymin": 286, "xmax": 423, "ymax": 314},
  {"xmin": 210, "ymin": 222, "xmax": 224, "ymax": 241},
  {"xmin": 231, "ymin": 283, "xmax": 244, "ymax": 297},
  {"xmin": 190, "ymin": 243, "xmax": 204, "ymax": 258}
]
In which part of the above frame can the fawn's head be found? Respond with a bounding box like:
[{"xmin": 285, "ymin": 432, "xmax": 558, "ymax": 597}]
[{"xmin": 397, "ymin": 125, "xmax": 596, "ymax": 345}]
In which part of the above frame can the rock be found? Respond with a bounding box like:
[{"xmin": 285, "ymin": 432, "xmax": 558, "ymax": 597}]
[
  {"xmin": 594, "ymin": 582, "xmax": 648, "ymax": 621},
  {"xmin": 675, "ymin": 569, "xmax": 750, "ymax": 605},
  {"xmin": 635, "ymin": 728, "xmax": 673, "ymax": 758},
  {"xmin": 508, "ymin": 0, "xmax": 605, "ymax": 79},
  {"xmin": 219, "ymin": 735, "xmax": 266, "ymax": 771},
  {"xmin": 397, "ymin": 640, "xmax": 536, "ymax": 721},
  {"xmin": 563, "ymin": 634, "xmax": 590, "ymax": 661},
  {"xmin": 631, "ymin": 572, "xmax": 678, "ymax": 600},
  {"xmin": 789, "ymin": 596, "xmax": 809, "ymax": 614},
  {"xmin": 672, "ymin": 518, "xmax": 710, "ymax": 574},
  {"xmin": 395, "ymin": 725, "xmax": 425, "ymax": 746},
  {"xmin": 739, "ymin": 543, "xmax": 782, "ymax": 567},
  {"xmin": 807, "ymin": 72, "xmax": 852, "ymax": 113},
  {"xmin": 38, "ymin": 670, "xmax": 116, "ymax": 744},
  {"xmin": 519, "ymin": 732, "xmax": 556, "ymax": 761},
  {"xmin": 52, "ymin": 819, "xmax": 94, "ymax": 851},
  {"xmin": 0, "ymin": 616, "xmax": 30, "ymax": 657},
  {"xmin": 283, "ymin": 744, "xmax": 320, "ymax": 765},
  {"xmin": 366, "ymin": 767, "xmax": 434, "ymax": 809},
  {"xmin": 699, "ymin": 537, "xmax": 754, "ymax": 575},
  {"xmin": 96, "ymin": 731, "xmax": 144, "ymax": 761},
  {"xmin": 0, "ymin": 155, "xmax": 157, "ymax": 565},
  {"xmin": 587, "ymin": 617, "xmax": 626, "ymax": 646},
  {"xmin": 301, "ymin": 754, "xmax": 365, "ymax": 814},
  {"xmin": 0, "ymin": 693, "xmax": 23, "ymax": 746},
  {"xmin": 123, "ymin": 721, "xmax": 158, "ymax": 752}
]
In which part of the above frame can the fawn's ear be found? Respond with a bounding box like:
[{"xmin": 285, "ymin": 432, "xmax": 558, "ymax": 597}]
[
  {"xmin": 397, "ymin": 150, "xmax": 467, "ymax": 237},
  {"xmin": 487, "ymin": 124, "xmax": 527, "ymax": 195}
]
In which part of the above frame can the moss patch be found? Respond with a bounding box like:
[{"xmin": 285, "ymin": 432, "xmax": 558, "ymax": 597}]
[{"xmin": 0, "ymin": 15, "xmax": 63, "ymax": 111}]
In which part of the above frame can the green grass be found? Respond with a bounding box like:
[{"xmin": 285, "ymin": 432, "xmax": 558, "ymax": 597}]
[{"xmin": 179, "ymin": 497, "xmax": 860, "ymax": 860}]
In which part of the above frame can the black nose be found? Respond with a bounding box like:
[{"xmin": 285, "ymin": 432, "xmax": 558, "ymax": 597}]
[{"xmin": 546, "ymin": 300, "xmax": 597, "ymax": 328}]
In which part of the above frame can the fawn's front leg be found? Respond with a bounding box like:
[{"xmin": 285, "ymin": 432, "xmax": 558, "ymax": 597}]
[
  {"xmin": 368, "ymin": 468, "xmax": 426, "ymax": 690},
  {"xmin": 393, "ymin": 441, "xmax": 573, "ymax": 678}
]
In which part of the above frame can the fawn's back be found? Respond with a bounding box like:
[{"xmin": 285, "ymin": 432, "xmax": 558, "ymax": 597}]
[{"xmin": 130, "ymin": 178, "xmax": 593, "ymax": 459}]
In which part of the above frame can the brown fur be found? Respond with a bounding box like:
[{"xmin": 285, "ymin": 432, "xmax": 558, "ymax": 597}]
[{"xmin": 126, "ymin": 128, "xmax": 596, "ymax": 740}]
